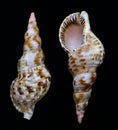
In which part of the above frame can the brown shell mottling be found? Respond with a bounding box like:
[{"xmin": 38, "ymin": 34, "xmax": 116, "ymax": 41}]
[
  {"xmin": 10, "ymin": 65, "xmax": 51, "ymax": 114},
  {"xmin": 59, "ymin": 11, "xmax": 105, "ymax": 123},
  {"xmin": 10, "ymin": 12, "xmax": 51, "ymax": 120}
]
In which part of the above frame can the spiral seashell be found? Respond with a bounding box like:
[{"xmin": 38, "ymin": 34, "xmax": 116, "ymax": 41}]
[
  {"xmin": 59, "ymin": 11, "xmax": 105, "ymax": 123},
  {"xmin": 10, "ymin": 12, "xmax": 51, "ymax": 120}
]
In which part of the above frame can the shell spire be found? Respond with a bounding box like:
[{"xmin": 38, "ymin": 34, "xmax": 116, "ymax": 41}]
[
  {"xmin": 10, "ymin": 12, "xmax": 51, "ymax": 120},
  {"xmin": 59, "ymin": 11, "xmax": 105, "ymax": 123},
  {"xmin": 23, "ymin": 12, "xmax": 41, "ymax": 51},
  {"xmin": 29, "ymin": 12, "xmax": 36, "ymax": 22}
]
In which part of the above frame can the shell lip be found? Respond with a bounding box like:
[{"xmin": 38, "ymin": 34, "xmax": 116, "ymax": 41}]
[{"xmin": 59, "ymin": 11, "xmax": 88, "ymax": 53}]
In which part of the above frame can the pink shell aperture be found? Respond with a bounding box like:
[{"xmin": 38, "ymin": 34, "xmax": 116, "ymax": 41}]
[{"xmin": 59, "ymin": 11, "xmax": 105, "ymax": 123}]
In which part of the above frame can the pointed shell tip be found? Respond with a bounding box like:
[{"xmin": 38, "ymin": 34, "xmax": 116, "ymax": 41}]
[
  {"xmin": 77, "ymin": 111, "xmax": 84, "ymax": 124},
  {"xmin": 29, "ymin": 12, "xmax": 36, "ymax": 22}
]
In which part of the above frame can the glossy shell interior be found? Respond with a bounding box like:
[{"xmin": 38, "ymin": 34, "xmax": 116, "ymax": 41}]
[{"xmin": 59, "ymin": 12, "xmax": 85, "ymax": 52}]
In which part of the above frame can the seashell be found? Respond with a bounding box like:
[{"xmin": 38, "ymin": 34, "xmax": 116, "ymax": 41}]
[
  {"xmin": 10, "ymin": 12, "xmax": 51, "ymax": 120},
  {"xmin": 59, "ymin": 11, "xmax": 105, "ymax": 123}
]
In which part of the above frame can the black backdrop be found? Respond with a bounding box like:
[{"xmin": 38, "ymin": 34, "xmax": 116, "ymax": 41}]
[{"xmin": 0, "ymin": 0, "xmax": 117, "ymax": 129}]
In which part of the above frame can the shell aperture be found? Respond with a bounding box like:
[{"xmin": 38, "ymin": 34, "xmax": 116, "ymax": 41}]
[{"xmin": 59, "ymin": 11, "xmax": 105, "ymax": 123}]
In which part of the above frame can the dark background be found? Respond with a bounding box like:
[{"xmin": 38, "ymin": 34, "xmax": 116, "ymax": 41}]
[{"xmin": 0, "ymin": 0, "xmax": 117, "ymax": 129}]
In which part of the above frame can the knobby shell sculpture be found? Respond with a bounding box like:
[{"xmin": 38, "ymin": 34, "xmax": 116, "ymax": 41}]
[
  {"xmin": 59, "ymin": 11, "xmax": 105, "ymax": 123},
  {"xmin": 10, "ymin": 12, "xmax": 51, "ymax": 120}
]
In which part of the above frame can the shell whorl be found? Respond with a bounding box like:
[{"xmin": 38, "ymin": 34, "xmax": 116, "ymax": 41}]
[
  {"xmin": 18, "ymin": 12, "xmax": 45, "ymax": 73},
  {"xmin": 24, "ymin": 12, "xmax": 42, "ymax": 51},
  {"xmin": 59, "ymin": 11, "xmax": 105, "ymax": 123},
  {"xmin": 10, "ymin": 12, "xmax": 51, "ymax": 120}
]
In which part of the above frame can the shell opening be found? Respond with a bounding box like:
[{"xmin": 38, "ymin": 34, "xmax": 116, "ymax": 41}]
[{"xmin": 59, "ymin": 13, "xmax": 85, "ymax": 52}]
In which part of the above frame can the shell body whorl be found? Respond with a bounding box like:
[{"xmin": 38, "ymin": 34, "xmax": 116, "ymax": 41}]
[
  {"xmin": 10, "ymin": 12, "xmax": 51, "ymax": 120},
  {"xmin": 59, "ymin": 11, "xmax": 105, "ymax": 123}
]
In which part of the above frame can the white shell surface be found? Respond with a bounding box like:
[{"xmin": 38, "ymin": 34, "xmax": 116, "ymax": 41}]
[
  {"xmin": 59, "ymin": 11, "xmax": 105, "ymax": 123},
  {"xmin": 10, "ymin": 12, "xmax": 51, "ymax": 120}
]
